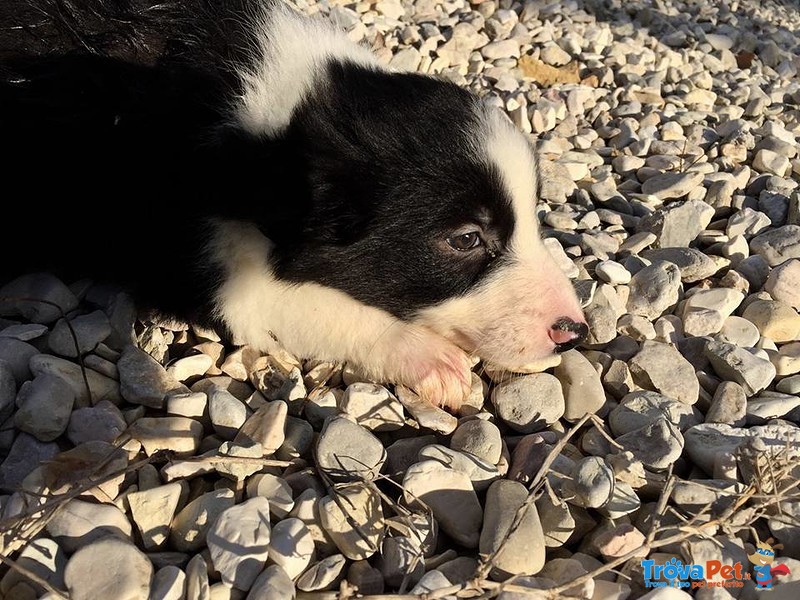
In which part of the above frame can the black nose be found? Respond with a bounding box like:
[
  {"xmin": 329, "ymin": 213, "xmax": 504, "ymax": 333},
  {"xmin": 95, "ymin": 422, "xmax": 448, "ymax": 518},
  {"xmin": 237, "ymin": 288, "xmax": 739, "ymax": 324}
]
[{"xmin": 549, "ymin": 316, "xmax": 589, "ymax": 352}]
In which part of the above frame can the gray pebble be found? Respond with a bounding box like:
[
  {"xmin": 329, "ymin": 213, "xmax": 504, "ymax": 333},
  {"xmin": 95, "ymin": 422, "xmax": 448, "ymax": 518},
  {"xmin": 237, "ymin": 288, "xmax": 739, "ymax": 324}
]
[
  {"xmin": 0, "ymin": 273, "xmax": 78, "ymax": 324},
  {"xmin": 316, "ymin": 415, "xmax": 386, "ymax": 481},
  {"xmin": 479, "ymin": 480, "xmax": 545, "ymax": 580},
  {"xmin": 491, "ymin": 373, "xmax": 564, "ymax": 433},
  {"xmin": 14, "ymin": 373, "xmax": 75, "ymax": 441},
  {"xmin": 626, "ymin": 262, "xmax": 682, "ymax": 320},
  {"xmin": 628, "ymin": 341, "xmax": 699, "ymax": 405},
  {"xmin": 616, "ymin": 417, "xmax": 684, "ymax": 470},
  {"xmin": 48, "ymin": 310, "xmax": 111, "ymax": 357},
  {"xmin": 609, "ymin": 390, "xmax": 702, "ymax": 436},
  {"xmin": 451, "ymin": 418, "xmax": 502, "ymax": 464}
]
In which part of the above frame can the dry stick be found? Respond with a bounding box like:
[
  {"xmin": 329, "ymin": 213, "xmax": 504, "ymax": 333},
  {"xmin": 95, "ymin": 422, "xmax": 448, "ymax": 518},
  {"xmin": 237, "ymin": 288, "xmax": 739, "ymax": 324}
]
[{"xmin": 0, "ymin": 295, "xmax": 91, "ymax": 404}]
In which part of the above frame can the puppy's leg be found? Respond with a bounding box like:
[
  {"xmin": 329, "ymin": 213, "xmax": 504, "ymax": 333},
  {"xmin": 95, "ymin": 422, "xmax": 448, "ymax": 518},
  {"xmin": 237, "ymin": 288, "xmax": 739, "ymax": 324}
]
[{"xmin": 210, "ymin": 221, "xmax": 472, "ymax": 408}]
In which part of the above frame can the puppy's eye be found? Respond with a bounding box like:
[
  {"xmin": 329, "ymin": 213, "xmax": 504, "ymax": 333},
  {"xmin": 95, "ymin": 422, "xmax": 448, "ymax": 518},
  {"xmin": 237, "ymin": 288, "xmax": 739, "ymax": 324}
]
[{"xmin": 447, "ymin": 231, "xmax": 482, "ymax": 251}]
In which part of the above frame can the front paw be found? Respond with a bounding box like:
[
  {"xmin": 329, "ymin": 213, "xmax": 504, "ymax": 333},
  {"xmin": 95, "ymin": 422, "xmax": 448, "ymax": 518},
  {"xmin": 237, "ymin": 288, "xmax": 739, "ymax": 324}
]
[{"xmin": 393, "ymin": 329, "xmax": 473, "ymax": 410}]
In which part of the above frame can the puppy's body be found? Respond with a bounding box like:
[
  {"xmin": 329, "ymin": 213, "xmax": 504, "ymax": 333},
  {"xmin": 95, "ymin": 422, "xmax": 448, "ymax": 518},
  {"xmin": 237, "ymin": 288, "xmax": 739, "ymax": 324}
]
[{"xmin": 1, "ymin": 0, "xmax": 587, "ymax": 407}]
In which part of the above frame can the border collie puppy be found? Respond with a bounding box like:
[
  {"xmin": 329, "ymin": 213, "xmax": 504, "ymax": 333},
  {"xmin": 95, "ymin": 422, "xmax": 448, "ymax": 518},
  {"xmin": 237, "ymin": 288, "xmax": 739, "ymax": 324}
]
[{"xmin": 0, "ymin": 0, "xmax": 587, "ymax": 408}]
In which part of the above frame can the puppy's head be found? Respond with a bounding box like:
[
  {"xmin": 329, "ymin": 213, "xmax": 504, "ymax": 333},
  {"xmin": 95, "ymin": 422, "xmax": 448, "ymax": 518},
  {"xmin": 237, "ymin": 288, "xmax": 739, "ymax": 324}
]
[{"xmin": 235, "ymin": 4, "xmax": 587, "ymax": 370}]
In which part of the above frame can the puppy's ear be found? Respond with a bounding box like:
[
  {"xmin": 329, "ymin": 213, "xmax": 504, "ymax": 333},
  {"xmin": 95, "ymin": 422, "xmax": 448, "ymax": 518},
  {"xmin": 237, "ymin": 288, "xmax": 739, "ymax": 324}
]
[{"xmin": 232, "ymin": 2, "xmax": 379, "ymax": 137}]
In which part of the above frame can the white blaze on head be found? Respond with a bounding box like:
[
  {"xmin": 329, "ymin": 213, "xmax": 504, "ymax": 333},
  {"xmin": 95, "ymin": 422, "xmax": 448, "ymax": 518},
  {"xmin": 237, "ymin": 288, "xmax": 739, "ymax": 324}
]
[
  {"xmin": 413, "ymin": 109, "xmax": 587, "ymax": 369},
  {"xmin": 234, "ymin": 2, "xmax": 379, "ymax": 136}
]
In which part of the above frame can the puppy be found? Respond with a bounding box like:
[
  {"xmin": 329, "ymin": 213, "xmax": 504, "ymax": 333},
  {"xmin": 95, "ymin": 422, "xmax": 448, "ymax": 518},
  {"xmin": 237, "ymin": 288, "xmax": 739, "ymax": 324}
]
[{"xmin": 0, "ymin": 0, "xmax": 587, "ymax": 408}]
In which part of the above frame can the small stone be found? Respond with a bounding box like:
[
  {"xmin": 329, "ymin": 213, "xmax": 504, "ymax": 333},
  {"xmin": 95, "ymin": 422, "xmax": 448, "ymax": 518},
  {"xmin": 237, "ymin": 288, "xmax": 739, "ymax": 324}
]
[
  {"xmin": 753, "ymin": 149, "xmax": 790, "ymax": 176},
  {"xmin": 628, "ymin": 341, "xmax": 699, "ymax": 405},
  {"xmin": 64, "ymin": 537, "xmax": 152, "ymax": 600},
  {"xmin": 208, "ymin": 497, "xmax": 272, "ymax": 590},
  {"xmin": 0, "ymin": 323, "xmax": 48, "ymax": 342},
  {"xmin": 297, "ymin": 554, "xmax": 347, "ymax": 592},
  {"xmin": 403, "ymin": 460, "xmax": 482, "ymax": 548},
  {"xmin": 128, "ymin": 483, "xmax": 184, "ymax": 550},
  {"xmin": 347, "ymin": 561, "xmax": 384, "ymax": 596},
  {"xmin": 235, "ymin": 400, "xmax": 287, "ymax": 456},
  {"xmin": 339, "ymin": 382, "xmax": 404, "ymax": 431},
  {"xmin": 609, "ymin": 391, "xmax": 702, "ymax": 436},
  {"xmin": 319, "ymin": 482, "xmax": 384, "ymax": 560},
  {"xmin": 389, "ymin": 47, "xmax": 421, "ymax": 71},
  {"xmin": 742, "ymin": 299, "xmax": 800, "ymax": 343},
  {"xmin": 750, "ymin": 225, "xmax": 800, "ymax": 266},
  {"xmin": 776, "ymin": 374, "xmax": 800, "ymax": 394},
  {"xmin": 209, "ymin": 385, "xmax": 250, "ymax": 439},
  {"xmin": 246, "ymin": 565, "xmax": 295, "ymax": 600},
  {"xmin": 684, "ymin": 289, "xmax": 744, "ymax": 320},
  {"xmin": 380, "ymin": 536, "xmax": 424, "ymax": 588},
  {"xmin": 563, "ymin": 456, "xmax": 614, "ymax": 508},
  {"xmin": 0, "ymin": 433, "xmax": 59, "ymax": 492},
  {"xmin": 118, "ymin": 345, "xmax": 186, "ymax": 408},
  {"xmin": 553, "ymin": 350, "xmax": 606, "ymax": 422},
  {"xmin": 268, "ymin": 518, "xmax": 315, "ymax": 580},
  {"xmin": 480, "ymin": 480, "xmax": 545, "ymax": 580},
  {"xmin": 481, "ymin": 39, "xmax": 521, "ymax": 60},
  {"xmin": 491, "ymin": 373, "xmax": 564, "ymax": 433},
  {"xmin": 166, "ymin": 391, "xmax": 207, "ymax": 419},
  {"xmin": 184, "ymin": 554, "xmax": 209, "ymax": 600},
  {"xmin": 764, "ymin": 259, "xmax": 800, "ymax": 310},
  {"xmin": 595, "ymin": 523, "xmax": 646, "ymax": 560},
  {"xmin": 595, "ymin": 260, "xmax": 631, "ymax": 284},
  {"xmin": 626, "ymin": 262, "xmax": 682, "ymax": 320},
  {"xmin": 65, "ymin": 400, "xmax": 126, "ymax": 445},
  {"xmin": 48, "ymin": 311, "xmax": 111, "ymax": 357},
  {"xmin": 315, "ymin": 415, "xmax": 386, "ymax": 481},
  {"xmin": 395, "ymin": 386, "xmax": 458, "ymax": 434},
  {"xmin": 536, "ymin": 495, "xmax": 576, "ymax": 548},
  {"xmin": 150, "ymin": 566, "xmax": 186, "ymax": 600},
  {"xmin": 451, "ymin": 419, "xmax": 502, "ymax": 465},
  {"xmin": 14, "ymin": 373, "xmax": 75, "ymax": 441},
  {"xmin": 246, "ymin": 473, "xmax": 294, "ymax": 519},
  {"xmin": 129, "ymin": 416, "xmax": 203, "ymax": 456},
  {"xmin": 615, "ymin": 417, "xmax": 684, "ymax": 470},
  {"xmin": 0, "ymin": 339, "xmax": 38, "ymax": 384},
  {"xmin": 170, "ymin": 488, "xmax": 236, "ymax": 552},
  {"xmin": 539, "ymin": 558, "xmax": 593, "ymax": 598},
  {"xmin": 704, "ymin": 340, "xmax": 777, "ymax": 396},
  {"xmin": 166, "ymin": 354, "xmax": 213, "ymax": 382},
  {"xmin": 249, "ymin": 356, "xmax": 306, "ymax": 406},
  {"xmin": 0, "ymin": 273, "xmax": 78, "ymax": 324},
  {"xmin": 640, "ymin": 172, "xmax": 704, "ymax": 200},
  {"xmin": 540, "ymin": 43, "xmax": 571, "ymax": 66},
  {"xmin": 637, "ymin": 200, "xmax": 715, "ymax": 247},
  {"xmin": 419, "ymin": 444, "xmax": 501, "ymax": 491},
  {"xmin": 29, "ymin": 353, "xmax": 120, "ymax": 408},
  {"xmin": 411, "ymin": 571, "xmax": 453, "ymax": 595},
  {"xmin": 717, "ymin": 316, "xmax": 761, "ymax": 347},
  {"xmin": 641, "ymin": 248, "xmax": 721, "ymax": 282},
  {"xmin": 746, "ymin": 392, "xmax": 800, "ymax": 423},
  {"xmin": 705, "ymin": 382, "xmax": 748, "ymax": 426},
  {"xmin": 47, "ymin": 499, "xmax": 132, "ymax": 554},
  {"xmin": 684, "ymin": 422, "xmax": 800, "ymax": 475}
]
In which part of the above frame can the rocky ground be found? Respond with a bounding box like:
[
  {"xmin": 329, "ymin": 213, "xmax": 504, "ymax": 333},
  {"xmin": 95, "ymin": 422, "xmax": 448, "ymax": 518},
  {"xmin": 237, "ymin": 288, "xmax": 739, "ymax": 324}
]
[{"xmin": 2, "ymin": 0, "xmax": 800, "ymax": 598}]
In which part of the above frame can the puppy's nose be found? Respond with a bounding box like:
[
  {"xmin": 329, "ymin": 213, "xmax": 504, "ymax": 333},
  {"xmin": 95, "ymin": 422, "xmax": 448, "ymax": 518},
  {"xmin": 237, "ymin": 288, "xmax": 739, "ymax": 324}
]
[{"xmin": 549, "ymin": 317, "xmax": 588, "ymax": 352}]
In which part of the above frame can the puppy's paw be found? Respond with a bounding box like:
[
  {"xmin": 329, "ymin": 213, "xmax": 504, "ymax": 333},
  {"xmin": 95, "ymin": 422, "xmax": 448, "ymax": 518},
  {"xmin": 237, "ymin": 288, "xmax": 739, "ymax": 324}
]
[{"xmin": 393, "ymin": 328, "xmax": 473, "ymax": 410}]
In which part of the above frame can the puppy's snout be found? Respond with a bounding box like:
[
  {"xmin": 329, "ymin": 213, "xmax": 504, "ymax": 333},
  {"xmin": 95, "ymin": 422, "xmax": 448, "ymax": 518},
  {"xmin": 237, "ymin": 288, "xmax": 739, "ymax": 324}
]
[{"xmin": 549, "ymin": 316, "xmax": 588, "ymax": 352}]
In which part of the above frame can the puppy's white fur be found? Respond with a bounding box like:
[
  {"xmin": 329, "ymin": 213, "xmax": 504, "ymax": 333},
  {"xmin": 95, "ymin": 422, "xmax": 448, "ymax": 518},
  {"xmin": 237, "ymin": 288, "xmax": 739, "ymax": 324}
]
[{"xmin": 235, "ymin": 2, "xmax": 377, "ymax": 136}]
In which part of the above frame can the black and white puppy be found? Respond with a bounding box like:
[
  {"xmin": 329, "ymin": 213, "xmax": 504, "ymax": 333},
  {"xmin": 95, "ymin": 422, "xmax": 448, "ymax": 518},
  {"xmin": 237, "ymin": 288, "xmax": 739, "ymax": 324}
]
[{"xmin": 0, "ymin": 0, "xmax": 587, "ymax": 408}]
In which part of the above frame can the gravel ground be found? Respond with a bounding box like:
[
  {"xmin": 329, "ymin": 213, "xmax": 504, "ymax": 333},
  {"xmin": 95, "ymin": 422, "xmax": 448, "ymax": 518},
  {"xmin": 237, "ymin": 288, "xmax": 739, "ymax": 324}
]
[{"xmin": 2, "ymin": 0, "xmax": 800, "ymax": 598}]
